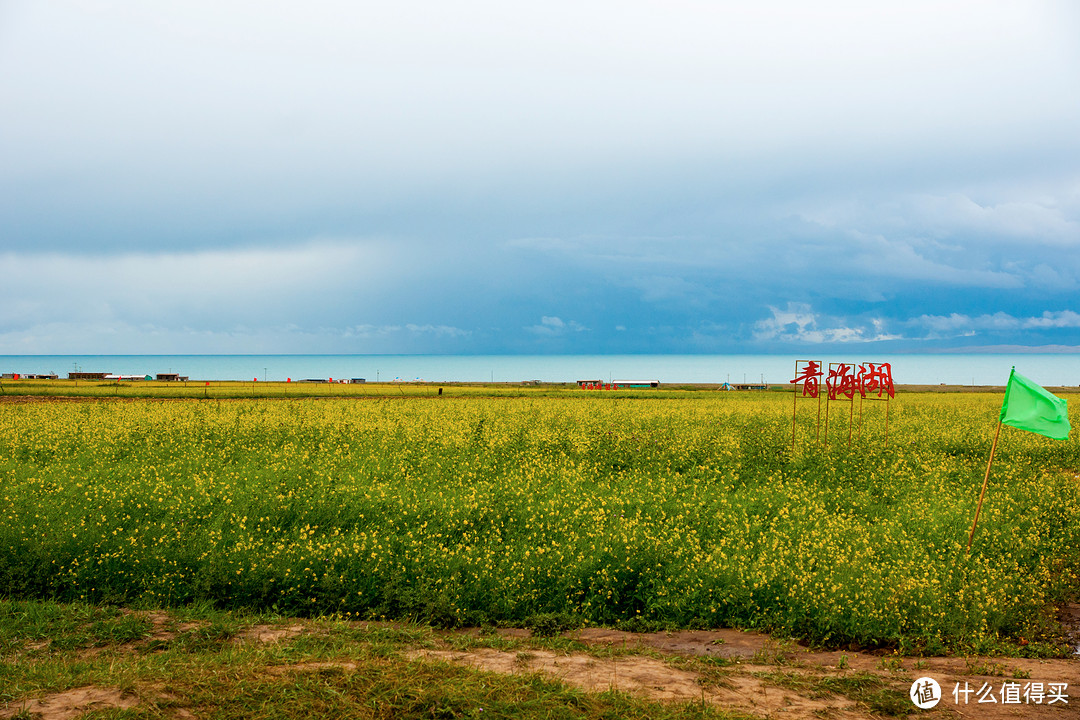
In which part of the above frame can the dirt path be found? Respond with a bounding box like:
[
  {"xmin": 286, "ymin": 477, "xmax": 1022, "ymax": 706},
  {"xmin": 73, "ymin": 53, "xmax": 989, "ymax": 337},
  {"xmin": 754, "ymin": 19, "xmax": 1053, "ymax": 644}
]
[
  {"xmin": 406, "ymin": 626, "xmax": 1080, "ymax": 719},
  {"xmin": 4, "ymin": 612, "xmax": 1079, "ymax": 719}
]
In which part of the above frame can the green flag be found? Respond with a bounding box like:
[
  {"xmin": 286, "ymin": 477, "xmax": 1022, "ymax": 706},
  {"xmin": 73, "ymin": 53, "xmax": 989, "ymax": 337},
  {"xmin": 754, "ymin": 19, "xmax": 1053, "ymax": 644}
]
[{"xmin": 1000, "ymin": 368, "xmax": 1071, "ymax": 440}]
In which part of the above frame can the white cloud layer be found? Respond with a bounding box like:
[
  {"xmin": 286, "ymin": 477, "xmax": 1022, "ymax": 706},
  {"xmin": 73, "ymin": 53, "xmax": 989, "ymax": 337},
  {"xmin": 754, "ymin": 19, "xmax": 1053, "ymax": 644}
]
[
  {"xmin": 754, "ymin": 303, "xmax": 900, "ymax": 344},
  {"xmin": 526, "ymin": 316, "xmax": 587, "ymax": 336},
  {"xmin": 910, "ymin": 310, "xmax": 1080, "ymax": 337},
  {"xmin": 751, "ymin": 306, "xmax": 1080, "ymax": 347},
  {"xmin": 1, "ymin": 2, "xmax": 1079, "ymax": 353},
  {"xmin": 0, "ymin": 240, "xmax": 390, "ymax": 325},
  {"xmin": 0, "ymin": 240, "xmax": 481, "ymax": 353}
]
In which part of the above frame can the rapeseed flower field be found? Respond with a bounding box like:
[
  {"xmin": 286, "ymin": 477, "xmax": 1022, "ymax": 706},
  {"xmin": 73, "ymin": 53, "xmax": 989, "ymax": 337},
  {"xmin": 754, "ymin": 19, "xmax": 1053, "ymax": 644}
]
[{"xmin": 1, "ymin": 393, "xmax": 1077, "ymax": 654}]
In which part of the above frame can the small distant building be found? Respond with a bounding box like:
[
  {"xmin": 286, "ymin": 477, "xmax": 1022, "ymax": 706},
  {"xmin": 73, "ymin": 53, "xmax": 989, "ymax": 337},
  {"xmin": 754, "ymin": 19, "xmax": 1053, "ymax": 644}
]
[
  {"xmin": 577, "ymin": 379, "xmax": 603, "ymax": 388},
  {"xmin": 156, "ymin": 373, "xmax": 189, "ymax": 382},
  {"xmin": 733, "ymin": 382, "xmax": 769, "ymax": 391},
  {"xmin": 350, "ymin": 378, "xmax": 366, "ymax": 384},
  {"xmin": 613, "ymin": 380, "xmax": 660, "ymax": 388},
  {"xmin": 69, "ymin": 372, "xmax": 108, "ymax": 381}
]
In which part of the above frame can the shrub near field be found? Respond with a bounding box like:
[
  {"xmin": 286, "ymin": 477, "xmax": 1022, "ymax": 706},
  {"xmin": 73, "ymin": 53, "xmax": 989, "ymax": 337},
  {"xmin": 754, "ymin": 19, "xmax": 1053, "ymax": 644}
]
[{"xmin": 1, "ymin": 394, "xmax": 1078, "ymax": 654}]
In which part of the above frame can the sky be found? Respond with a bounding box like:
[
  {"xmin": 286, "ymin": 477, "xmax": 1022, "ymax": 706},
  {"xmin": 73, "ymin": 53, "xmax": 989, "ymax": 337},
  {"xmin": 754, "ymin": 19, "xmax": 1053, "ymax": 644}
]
[{"xmin": 2, "ymin": 1, "xmax": 1079, "ymax": 355}]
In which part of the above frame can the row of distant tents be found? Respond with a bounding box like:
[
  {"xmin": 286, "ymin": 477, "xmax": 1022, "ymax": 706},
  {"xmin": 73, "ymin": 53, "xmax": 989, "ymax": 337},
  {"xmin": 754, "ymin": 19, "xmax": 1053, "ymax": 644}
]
[
  {"xmin": 61, "ymin": 375, "xmax": 371, "ymax": 386},
  {"xmin": 3, "ymin": 375, "xmax": 775, "ymax": 390},
  {"xmin": 4, "ymin": 372, "xmax": 192, "ymax": 381},
  {"xmin": 3, "ymin": 372, "xmax": 374, "ymax": 383},
  {"xmin": 67, "ymin": 372, "xmax": 191, "ymax": 382},
  {"xmin": 577, "ymin": 381, "xmax": 768, "ymax": 390}
]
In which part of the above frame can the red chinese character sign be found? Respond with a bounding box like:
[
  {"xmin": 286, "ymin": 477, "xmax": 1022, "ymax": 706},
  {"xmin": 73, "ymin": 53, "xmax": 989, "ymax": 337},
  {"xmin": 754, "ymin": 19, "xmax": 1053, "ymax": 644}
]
[
  {"xmin": 790, "ymin": 360, "xmax": 823, "ymax": 450},
  {"xmin": 796, "ymin": 360, "xmax": 897, "ymax": 451},
  {"xmin": 823, "ymin": 362, "xmax": 858, "ymax": 448},
  {"xmin": 858, "ymin": 362, "xmax": 895, "ymax": 399},
  {"xmin": 826, "ymin": 363, "xmax": 858, "ymax": 401},
  {"xmin": 856, "ymin": 362, "xmax": 895, "ymax": 446},
  {"xmin": 791, "ymin": 360, "xmax": 822, "ymax": 398}
]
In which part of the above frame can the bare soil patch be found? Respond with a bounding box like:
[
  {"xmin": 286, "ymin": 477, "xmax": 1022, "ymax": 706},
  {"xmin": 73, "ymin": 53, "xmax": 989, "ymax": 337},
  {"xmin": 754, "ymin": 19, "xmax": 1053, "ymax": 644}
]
[
  {"xmin": 266, "ymin": 661, "xmax": 360, "ymax": 675},
  {"xmin": 1061, "ymin": 603, "xmax": 1080, "ymax": 650},
  {"xmin": 572, "ymin": 627, "xmax": 771, "ymax": 660},
  {"xmin": 406, "ymin": 647, "xmax": 865, "ymax": 718},
  {"xmin": 418, "ymin": 626, "xmax": 1080, "ymax": 719},
  {"xmin": 7, "ymin": 611, "xmax": 1079, "ymax": 719},
  {"xmin": 0, "ymin": 687, "xmax": 139, "ymax": 720},
  {"xmin": 234, "ymin": 623, "xmax": 306, "ymax": 644},
  {"xmin": 408, "ymin": 648, "xmax": 707, "ymax": 701},
  {"xmin": 142, "ymin": 611, "xmax": 206, "ymax": 642}
]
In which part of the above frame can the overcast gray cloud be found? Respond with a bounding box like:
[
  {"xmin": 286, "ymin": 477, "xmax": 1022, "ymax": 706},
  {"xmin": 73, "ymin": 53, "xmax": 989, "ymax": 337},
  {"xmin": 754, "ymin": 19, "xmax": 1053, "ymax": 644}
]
[{"xmin": 1, "ymin": 1, "xmax": 1079, "ymax": 353}]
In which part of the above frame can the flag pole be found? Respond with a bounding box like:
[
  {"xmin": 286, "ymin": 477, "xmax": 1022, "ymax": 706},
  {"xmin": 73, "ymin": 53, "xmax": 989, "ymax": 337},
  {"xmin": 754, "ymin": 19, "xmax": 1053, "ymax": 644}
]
[{"xmin": 966, "ymin": 419, "xmax": 1003, "ymax": 555}]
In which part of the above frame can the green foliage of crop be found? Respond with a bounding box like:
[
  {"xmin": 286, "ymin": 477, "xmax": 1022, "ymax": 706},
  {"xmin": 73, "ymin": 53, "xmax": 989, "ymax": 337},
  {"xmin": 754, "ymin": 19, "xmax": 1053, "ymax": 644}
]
[{"xmin": 1, "ymin": 393, "xmax": 1077, "ymax": 654}]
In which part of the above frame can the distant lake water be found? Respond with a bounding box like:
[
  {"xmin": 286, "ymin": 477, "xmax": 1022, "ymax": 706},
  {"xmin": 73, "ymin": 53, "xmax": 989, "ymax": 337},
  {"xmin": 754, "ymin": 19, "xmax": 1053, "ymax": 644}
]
[{"xmin": 1, "ymin": 354, "xmax": 1078, "ymax": 386}]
